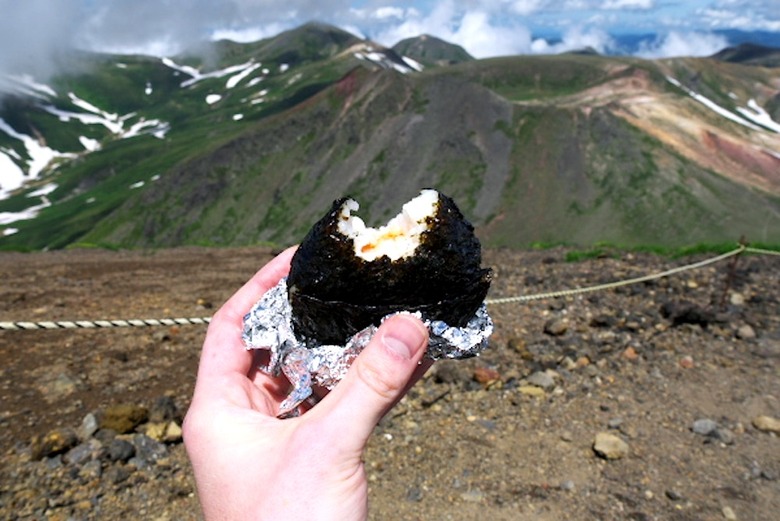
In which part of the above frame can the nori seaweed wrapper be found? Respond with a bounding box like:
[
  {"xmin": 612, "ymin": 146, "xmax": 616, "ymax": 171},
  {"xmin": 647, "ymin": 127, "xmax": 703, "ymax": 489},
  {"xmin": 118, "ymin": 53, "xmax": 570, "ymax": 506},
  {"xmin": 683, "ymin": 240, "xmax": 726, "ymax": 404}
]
[{"xmin": 287, "ymin": 191, "xmax": 492, "ymax": 345}]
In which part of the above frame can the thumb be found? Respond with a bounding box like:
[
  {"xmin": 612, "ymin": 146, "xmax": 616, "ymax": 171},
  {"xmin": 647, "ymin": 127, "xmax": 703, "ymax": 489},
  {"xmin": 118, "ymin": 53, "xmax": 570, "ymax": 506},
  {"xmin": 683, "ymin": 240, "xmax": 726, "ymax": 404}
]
[{"xmin": 310, "ymin": 314, "xmax": 430, "ymax": 449}]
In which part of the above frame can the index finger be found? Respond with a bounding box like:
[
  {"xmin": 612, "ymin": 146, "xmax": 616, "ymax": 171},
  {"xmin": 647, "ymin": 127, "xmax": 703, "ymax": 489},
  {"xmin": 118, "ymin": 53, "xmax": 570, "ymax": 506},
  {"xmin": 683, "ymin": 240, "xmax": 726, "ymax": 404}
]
[{"xmin": 198, "ymin": 246, "xmax": 297, "ymax": 380}]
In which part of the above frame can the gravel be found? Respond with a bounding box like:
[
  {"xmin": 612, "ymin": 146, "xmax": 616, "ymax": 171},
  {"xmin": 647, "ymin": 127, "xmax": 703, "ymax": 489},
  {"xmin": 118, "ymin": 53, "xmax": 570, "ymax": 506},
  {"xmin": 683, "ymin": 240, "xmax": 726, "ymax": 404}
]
[{"xmin": 1, "ymin": 246, "xmax": 779, "ymax": 520}]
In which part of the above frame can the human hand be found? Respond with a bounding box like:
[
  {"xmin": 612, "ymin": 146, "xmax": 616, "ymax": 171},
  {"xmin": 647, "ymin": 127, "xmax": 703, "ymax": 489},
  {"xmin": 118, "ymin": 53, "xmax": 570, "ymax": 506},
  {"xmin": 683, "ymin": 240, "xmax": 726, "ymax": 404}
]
[{"xmin": 183, "ymin": 247, "xmax": 432, "ymax": 520}]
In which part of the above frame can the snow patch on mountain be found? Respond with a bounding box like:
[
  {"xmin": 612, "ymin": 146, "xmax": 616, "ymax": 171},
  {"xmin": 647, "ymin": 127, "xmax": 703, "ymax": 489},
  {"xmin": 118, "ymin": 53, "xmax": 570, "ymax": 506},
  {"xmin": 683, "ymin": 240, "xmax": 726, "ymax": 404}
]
[
  {"xmin": 162, "ymin": 58, "xmax": 260, "ymax": 88},
  {"xmin": 44, "ymin": 95, "xmax": 169, "ymax": 140},
  {"xmin": 0, "ymin": 118, "xmax": 75, "ymax": 199},
  {"xmin": 1, "ymin": 91, "xmax": 170, "ymax": 200},
  {"xmin": 79, "ymin": 136, "xmax": 101, "ymax": 152},
  {"xmin": 666, "ymin": 77, "xmax": 763, "ymax": 131},
  {"xmin": 0, "ymin": 183, "xmax": 56, "ymax": 226},
  {"xmin": 350, "ymin": 43, "xmax": 417, "ymax": 74},
  {"xmin": 227, "ymin": 63, "xmax": 262, "ymax": 89},
  {"xmin": 736, "ymin": 100, "xmax": 780, "ymax": 133}
]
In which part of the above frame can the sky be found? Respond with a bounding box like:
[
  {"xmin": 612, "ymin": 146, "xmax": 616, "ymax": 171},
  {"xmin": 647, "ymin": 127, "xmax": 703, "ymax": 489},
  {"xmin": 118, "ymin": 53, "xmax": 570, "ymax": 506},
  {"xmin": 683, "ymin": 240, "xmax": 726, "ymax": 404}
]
[{"xmin": 0, "ymin": 0, "xmax": 778, "ymax": 80}]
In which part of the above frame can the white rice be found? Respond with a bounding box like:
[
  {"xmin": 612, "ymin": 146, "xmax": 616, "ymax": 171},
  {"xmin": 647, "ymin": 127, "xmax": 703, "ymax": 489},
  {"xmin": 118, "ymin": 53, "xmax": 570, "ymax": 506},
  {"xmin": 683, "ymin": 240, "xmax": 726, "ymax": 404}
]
[{"xmin": 337, "ymin": 189, "xmax": 439, "ymax": 261}]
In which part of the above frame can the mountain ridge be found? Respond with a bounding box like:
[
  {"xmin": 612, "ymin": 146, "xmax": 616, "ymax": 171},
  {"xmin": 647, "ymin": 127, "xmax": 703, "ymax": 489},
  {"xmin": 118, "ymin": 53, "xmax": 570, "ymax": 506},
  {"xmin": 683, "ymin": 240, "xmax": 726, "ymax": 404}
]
[{"xmin": 1, "ymin": 25, "xmax": 779, "ymax": 250}]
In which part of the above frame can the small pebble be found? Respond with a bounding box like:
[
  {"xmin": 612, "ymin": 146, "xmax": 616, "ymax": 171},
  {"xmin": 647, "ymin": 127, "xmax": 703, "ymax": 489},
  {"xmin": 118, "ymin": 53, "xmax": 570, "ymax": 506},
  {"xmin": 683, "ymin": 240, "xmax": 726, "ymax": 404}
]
[
  {"xmin": 593, "ymin": 431, "xmax": 630, "ymax": 460},
  {"xmin": 560, "ymin": 480, "xmax": 575, "ymax": 491},
  {"xmin": 665, "ymin": 489, "xmax": 683, "ymax": 501},
  {"xmin": 526, "ymin": 371, "xmax": 555, "ymax": 391},
  {"xmin": 753, "ymin": 415, "xmax": 780, "ymax": 434},
  {"xmin": 679, "ymin": 355, "xmax": 694, "ymax": 369},
  {"xmin": 736, "ymin": 325, "xmax": 756, "ymax": 340},
  {"xmin": 692, "ymin": 419, "xmax": 719, "ymax": 436}
]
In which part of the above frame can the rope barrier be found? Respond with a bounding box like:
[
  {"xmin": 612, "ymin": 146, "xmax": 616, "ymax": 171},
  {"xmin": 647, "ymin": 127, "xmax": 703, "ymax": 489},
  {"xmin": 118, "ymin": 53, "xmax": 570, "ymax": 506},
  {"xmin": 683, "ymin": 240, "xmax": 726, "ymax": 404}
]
[
  {"xmin": 0, "ymin": 317, "xmax": 211, "ymax": 331},
  {"xmin": 0, "ymin": 243, "xmax": 776, "ymax": 331},
  {"xmin": 484, "ymin": 245, "xmax": 748, "ymax": 304},
  {"xmin": 745, "ymin": 246, "xmax": 780, "ymax": 257}
]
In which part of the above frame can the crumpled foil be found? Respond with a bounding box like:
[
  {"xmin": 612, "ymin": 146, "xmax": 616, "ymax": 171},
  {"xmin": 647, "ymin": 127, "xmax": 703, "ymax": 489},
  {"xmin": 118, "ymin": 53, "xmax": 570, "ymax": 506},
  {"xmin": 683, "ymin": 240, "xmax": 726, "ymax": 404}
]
[{"xmin": 242, "ymin": 278, "xmax": 493, "ymax": 417}]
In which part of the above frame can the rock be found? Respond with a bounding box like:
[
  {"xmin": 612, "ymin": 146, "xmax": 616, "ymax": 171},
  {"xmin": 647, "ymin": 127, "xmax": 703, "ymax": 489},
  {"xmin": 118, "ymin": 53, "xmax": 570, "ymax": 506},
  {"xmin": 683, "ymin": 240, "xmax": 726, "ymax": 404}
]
[
  {"xmin": 692, "ymin": 419, "xmax": 719, "ymax": 436},
  {"xmin": 37, "ymin": 372, "xmax": 82, "ymax": 404},
  {"xmin": 736, "ymin": 325, "xmax": 756, "ymax": 340},
  {"xmin": 590, "ymin": 313, "xmax": 617, "ymax": 328},
  {"xmin": 526, "ymin": 371, "xmax": 556, "ymax": 391},
  {"xmin": 149, "ymin": 396, "xmax": 179, "ymax": 423},
  {"xmin": 722, "ymin": 506, "xmax": 738, "ymax": 520},
  {"xmin": 94, "ymin": 428, "xmax": 118, "ymax": 444},
  {"xmin": 79, "ymin": 459, "xmax": 102, "ymax": 480},
  {"xmin": 107, "ymin": 438, "xmax": 136, "ymax": 462},
  {"xmin": 660, "ymin": 301, "xmax": 714, "ymax": 327},
  {"xmin": 544, "ymin": 318, "xmax": 568, "ymax": 336},
  {"xmin": 432, "ymin": 362, "xmax": 470, "ymax": 385},
  {"xmin": 105, "ymin": 465, "xmax": 132, "ymax": 485},
  {"xmin": 665, "ymin": 489, "xmax": 684, "ymax": 501},
  {"xmin": 622, "ymin": 346, "xmax": 640, "ymax": 360},
  {"xmin": 692, "ymin": 419, "xmax": 734, "ymax": 444},
  {"xmin": 715, "ymin": 428, "xmax": 735, "ymax": 445},
  {"xmin": 405, "ymin": 486, "xmax": 423, "ymax": 502},
  {"xmin": 679, "ymin": 355, "xmax": 695, "ymax": 369},
  {"xmin": 517, "ymin": 385, "xmax": 546, "ymax": 397},
  {"xmin": 593, "ymin": 432, "xmax": 629, "ymax": 460},
  {"xmin": 78, "ymin": 413, "xmax": 100, "ymax": 441},
  {"xmin": 753, "ymin": 415, "xmax": 780, "ymax": 434},
  {"xmin": 459, "ymin": 489, "xmax": 485, "ymax": 502},
  {"xmin": 63, "ymin": 440, "xmax": 101, "ymax": 465},
  {"xmin": 163, "ymin": 421, "xmax": 183, "ymax": 443},
  {"xmin": 473, "ymin": 366, "xmax": 501, "ymax": 386},
  {"xmin": 144, "ymin": 422, "xmax": 168, "ymax": 442},
  {"xmin": 133, "ymin": 434, "xmax": 168, "ymax": 464},
  {"xmin": 30, "ymin": 428, "xmax": 79, "ymax": 460},
  {"xmin": 729, "ymin": 292, "xmax": 745, "ymax": 306},
  {"xmin": 100, "ymin": 404, "xmax": 149, "ymax": 434},
  {"xmin": 507, "ymin": 337, "xmax": 534, "ymax": 360}
]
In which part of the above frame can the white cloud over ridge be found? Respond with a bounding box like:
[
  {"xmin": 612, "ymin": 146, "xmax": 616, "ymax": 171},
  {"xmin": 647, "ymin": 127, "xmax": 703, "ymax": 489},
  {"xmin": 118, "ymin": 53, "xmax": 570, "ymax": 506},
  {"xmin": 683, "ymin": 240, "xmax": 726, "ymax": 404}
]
[
  {"xmin": 0, "ymin": 0, "xmax": 777, "ymax": 82},
  {"xmin": 636, "ymin": 31, "xmax": 730, "ymax": 59}
]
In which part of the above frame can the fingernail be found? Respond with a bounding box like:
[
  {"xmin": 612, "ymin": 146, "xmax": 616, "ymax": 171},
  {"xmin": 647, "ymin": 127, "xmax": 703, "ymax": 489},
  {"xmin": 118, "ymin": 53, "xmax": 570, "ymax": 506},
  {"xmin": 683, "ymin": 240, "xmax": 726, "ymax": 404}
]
[{"xmin": 382, "ymin": 317, "xmax": 426, "ymax": 361}]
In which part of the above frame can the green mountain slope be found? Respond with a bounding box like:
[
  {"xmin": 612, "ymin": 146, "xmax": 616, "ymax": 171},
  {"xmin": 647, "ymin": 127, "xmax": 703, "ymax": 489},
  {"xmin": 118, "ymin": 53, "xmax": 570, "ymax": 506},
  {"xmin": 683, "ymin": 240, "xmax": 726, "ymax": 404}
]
[{"xmin": 1, "ymin": 24, "xmax": 779, "ymax": 250}]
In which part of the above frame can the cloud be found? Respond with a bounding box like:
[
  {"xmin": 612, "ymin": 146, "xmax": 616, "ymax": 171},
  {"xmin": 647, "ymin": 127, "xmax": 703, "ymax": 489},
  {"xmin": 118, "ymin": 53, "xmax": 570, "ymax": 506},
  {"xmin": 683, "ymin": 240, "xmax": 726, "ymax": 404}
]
[
  {"xmin": 531, "ymin": 26, "xmax": 615, "ymax": 53},
  {"xmin": 0, "ymin": 0, "xmax": 777, "ymax": 89},
  {"xmin": 0, "ymin": 0, "xmax": 81, "ymax": 79},
  {"xmin": 367, "ymin": 1, "xmax": 534, "ymax": 58},
  {"xmin": 507, "ymin": 0, "xmax": 549, "ymax": 16},
  {"xmin": 699, "ymin": 7, "xmax": 780, "ymax": 32},
  {"xmin": 601, "ymin": 0, "xmax": 653, "ymax": 9},
  {"xmin": 636, "ymin": 31, "xmax": 730, "ymax": 58}
]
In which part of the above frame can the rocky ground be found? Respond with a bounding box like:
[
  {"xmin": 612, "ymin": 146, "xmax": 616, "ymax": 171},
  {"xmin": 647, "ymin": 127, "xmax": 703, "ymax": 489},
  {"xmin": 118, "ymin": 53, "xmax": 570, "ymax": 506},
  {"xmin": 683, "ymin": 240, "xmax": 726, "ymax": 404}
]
[{"xmin": 0, "ymin": 246, "xmax": 778, "ymax": 520}]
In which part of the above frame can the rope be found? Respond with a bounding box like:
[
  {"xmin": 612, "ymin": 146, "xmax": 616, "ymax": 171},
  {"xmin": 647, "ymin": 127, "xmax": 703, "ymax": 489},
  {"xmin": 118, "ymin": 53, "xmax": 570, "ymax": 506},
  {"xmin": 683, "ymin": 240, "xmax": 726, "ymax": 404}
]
[
  {"xmin": 0, "ymin": 317, "xmax": 211, "ymax": 331},
  {"xmin": 745, "ymin": 246, "xmax": 780, "ymax": 256},
  {"xmin": 1, "ymin": 243, "xmax": 777, "ymax": 331},
  {"xmin": 484, "ymin": 245, "xmax": 747, "ymax": 305}
]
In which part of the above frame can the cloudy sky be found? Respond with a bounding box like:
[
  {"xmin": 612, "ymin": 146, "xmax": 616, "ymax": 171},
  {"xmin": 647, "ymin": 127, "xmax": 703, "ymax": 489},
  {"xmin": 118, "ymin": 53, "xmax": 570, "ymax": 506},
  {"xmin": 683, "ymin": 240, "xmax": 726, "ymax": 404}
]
[{"xmin": 1, "ymin": 0, "xmax": 778, "ymax": 79}]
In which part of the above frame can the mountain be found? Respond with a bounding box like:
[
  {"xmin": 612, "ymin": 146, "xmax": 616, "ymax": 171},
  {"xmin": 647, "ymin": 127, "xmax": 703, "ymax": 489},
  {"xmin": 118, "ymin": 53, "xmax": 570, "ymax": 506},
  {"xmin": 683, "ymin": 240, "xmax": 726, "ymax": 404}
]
[
  {"xmin": 711, "ymin": 43, "xmax": 780, "ymax": 67},
  {"xmin": 392, "ymin": 35, "xmax": 474, "ymax": 67},
  {"xmin": 1, "ymin": 23, "xmax": 779, "ymax": 251}
]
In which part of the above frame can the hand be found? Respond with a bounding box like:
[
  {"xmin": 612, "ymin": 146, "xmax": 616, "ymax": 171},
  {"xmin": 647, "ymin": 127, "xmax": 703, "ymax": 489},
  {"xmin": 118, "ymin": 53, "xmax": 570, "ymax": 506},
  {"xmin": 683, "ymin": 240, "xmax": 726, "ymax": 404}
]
[{"xmin": 183, "ymin": 247, "xmax": 432, "ymax": 520}]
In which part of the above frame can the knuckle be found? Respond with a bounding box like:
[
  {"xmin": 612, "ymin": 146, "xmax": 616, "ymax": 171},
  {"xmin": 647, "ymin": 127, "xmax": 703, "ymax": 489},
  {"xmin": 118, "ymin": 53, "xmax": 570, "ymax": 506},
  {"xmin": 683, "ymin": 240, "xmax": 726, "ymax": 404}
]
[{"xmin": 355, "ymin": 358, "xmax": 402, "ymax": 402}]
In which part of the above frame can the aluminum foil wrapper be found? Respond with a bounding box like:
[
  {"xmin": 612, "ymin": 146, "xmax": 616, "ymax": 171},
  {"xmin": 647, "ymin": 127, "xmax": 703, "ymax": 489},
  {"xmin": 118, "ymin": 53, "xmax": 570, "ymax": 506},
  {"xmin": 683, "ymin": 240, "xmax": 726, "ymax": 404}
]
[{"xmin": 242, "ymin": 278, "xmax": 493, "ymax": 417}]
